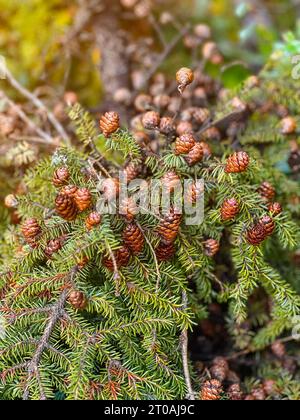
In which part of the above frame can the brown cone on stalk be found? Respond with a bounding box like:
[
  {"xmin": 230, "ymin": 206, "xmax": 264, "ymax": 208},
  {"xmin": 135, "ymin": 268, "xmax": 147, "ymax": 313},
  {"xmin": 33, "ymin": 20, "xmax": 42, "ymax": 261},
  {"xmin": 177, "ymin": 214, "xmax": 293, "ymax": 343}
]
[
  {"xmin": 246, "ymin": 222, "xmax": 267, "ymax": 246},
  {"xmin": 155, "ymin": 241, "xmax": 175, "ymax": 262},
  {"xmin": 119, "ymin": 197, "xmax": 138, "ymax": 222},
  {"xmin": 161, "ymin": 171, "xmax": 181, "ymax": 193},
  {"xmin": 268, "ymin": 202, "xmax": 282, "ymax": 216},
  {"xmin": 103, "ymin": 245, "xmax": 131, "ymax": 271},
  {"xmin": 225, "ymin": 151, "xmax": 250, "ymax": 173},
  {"xmin": 210, "ymin": 356, "xmax": 229, "ymax": 382},
  {"xmin": 203, "ymin": 239, "xmax": 219, "ymax": 257},
  {"xmin": 86, "ymin": 212, "xmax": 101, "ymax": 231},
  {"xmin": 159, "ymin": 117, "xmax": 176, "ymax": 135},
  {"xmin": 221, "ymin": 198, "xmax": 239, "ymax": 221},
  {"xmin": 44, "ymin": 237, "xmax": 64, "ymax": 258},
  {"xmin": 176, "ymin": 67, "xmax": 194, "ymax": 94},
  {"xmin": 22, "ymin": 218, "xmax": 42, "ymax": 247},
  {"xmin": 258, "ymin": 181, "xmax": 275, "ymax": 202},
  {"xmin": 123, "ymin": 223, "xmax": 144, "ymax": 255},
  {"xmin": 259, "ymin": 215, "xmax": 275, "ymax": 236},
  {"xmin": 157, "ymin": 208, "xmax": 182, "ymax": 244},
  {"xmin": 55, "ymin": 192, "xmax": 78, "ymax": 221},
  {"xmin": 99, "ymin": 111, "xmax": 120, "ymax": 137},
  {"xmin": 185, "ymin": 143, "xmax": 204, "ymax": 166},
  {"xmin": 61, "ymin": 184, "xmax": 78, "ymax": 197},
  {"xmin": 174, "ymin": 133, "xmax": 196, "ymax": 155},
  {"xmin": 52, "ymin": 167, "xmax": 70, "ymax": 187},
  {"xmin": 74, "ymin": 187, "xmax": 92, "ymax": 211},
  {"xmin": 123, "ymin": 162, "xmax": 142, "ymax": 183},
  {"xmin": 200, "ymin": 379, "xmax": 222, "ymax": 400},
  {"xmin": 228, "ymin": 384, "xmax": 243, "ymax": 401},
  {"xmin": 68, "ymin": 290, "xmax": 87, "ymax": 310},
  {"xmin": 142, "ymin": 111, "xmax": 160, "ymax": 130}
]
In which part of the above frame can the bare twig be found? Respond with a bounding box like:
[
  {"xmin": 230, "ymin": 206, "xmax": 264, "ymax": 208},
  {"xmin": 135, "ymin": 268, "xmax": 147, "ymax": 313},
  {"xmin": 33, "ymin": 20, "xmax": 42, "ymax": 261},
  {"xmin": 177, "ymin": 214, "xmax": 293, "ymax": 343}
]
[
  {"xmin": 180, "ymin": 291, "xmax": 195, "ymax": 400},
  {"xmin": 5, "ymin": 69, "xmax": 71, "ymax": 146}
]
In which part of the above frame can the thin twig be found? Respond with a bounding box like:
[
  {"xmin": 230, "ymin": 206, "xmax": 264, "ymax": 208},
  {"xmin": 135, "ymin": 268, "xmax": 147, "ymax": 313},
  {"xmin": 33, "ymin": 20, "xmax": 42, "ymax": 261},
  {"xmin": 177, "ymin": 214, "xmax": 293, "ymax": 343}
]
[
  {"xmin": 180, "ymin": 291, "xmax": 195, "ymax": 400},
  {"xmin": 5, "ymin": 69, "xmax": 71, "ymax": 146}
]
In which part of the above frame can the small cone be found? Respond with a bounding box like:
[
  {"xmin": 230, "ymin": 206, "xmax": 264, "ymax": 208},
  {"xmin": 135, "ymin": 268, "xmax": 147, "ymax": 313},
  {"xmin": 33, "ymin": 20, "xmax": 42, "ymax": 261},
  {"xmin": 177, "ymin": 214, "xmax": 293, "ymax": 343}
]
[
  {"xmin": 74, "ymin": 187, "xmax": 92, "ymax": 211},
  {"xmin": 199, "ymin": 142, "xmax": 212, "ymax": 158},
  {"xmin": 159, "ymin": 117, "xmax": 176, "ymax": 135},
  {"xmin": 176, "ymin": 67, "xmax": 194, "ymax": 94},
  {"xmin": 119, "ymin": 197, "xmax": 138, "ymax": 222},
  {"xmin": 268, "ymin": 202, "xmax": 282, "ymax": 216},
  {"xmin": 103, "ymin": 245, "xmax": 131, "ymax": 271},
  {"xmin": 203, "ymin": 239, "xmax": 219, "ymax": 257},
  {"xmin": 221, "ymin": 198, "xmax": 239, "ymax": 221},
  {"xmin": 200, "ymin": 379, "xmax": 222, "ymax": 400},
  {"xmin": 174, "ymin": 133, "xmax": 196, "ymax": 155},
  {"xmin": 100, "ymin": 111, "xmax": 120, "ymax": 137},
  {"xmin": 259, "ymin": 215, "xmax": 275, "ymax": 236},
  {"xmin": 161, "ymin": 171, "xmax": 181, "ymax": 193},
  {"xmin": 271, "ymin": 341, "xmax": 286, "ymax": 359},
  {"xmin": 55, "ymin": 193, "xmax": 78, "ymax": 221},
  {"xmin": 142, "ymin": 111, "xmax": 160, "ymax": 130},
  {"xmin": 68, "ymin": 290, "xmax": 87, "ymax": 310},
  {"xmin": 52, "ymin": 167, "xmax": 70, "ymax": 187},
  {"xmin": 185, "ymin": 143, "xmax": 204, "ymax": 166},
  {"xmin": 280, "ymin": 116, "xmax": 297, "ymax": 134},
  {"xmin": 61, "ymin": 184, "xmax": 78, "ymax": 197},
  {"xmin": 228, "ymin": 384, "xmax": 243, "ymax": 401},
  {"xmin": 102, "ymin": 178, "xmax": 120, "ymax": 201},
  {"xmin": 203, "ymin": 126, "xmax": 221, "ymax": 141},
  {"xmin": 123, "ymin": 162, "xmax": 142, "ymax": 183},
  {"xmin": 44, "ymin": 237, "xmax": 64, "ymax": 258},
  {"xmin": 246, "ymin": 223, "xmax": 266, "ymax": 246},
  {"xmin": 123, "ymin": 223, "xmax": 144, "ymax": 255},
  {"xmin": 210, "ymin": 357, "xmax": 229, "ymax": 382},
  {"xmin": 155, "ymin": 241, "xmax": 175, "ymax": 262},
  {"xmin": 186, "ymin": 182, "xmax": 204, "ymax": 204},
  {"xmin": 258, "ymin": 181, "xmax": 275, "ymax": 202},
  {"xmin": 21, "ymin": 218, "xmax": 42, "ymax": 247},
  {"xmin": 86, "ymin": 212, "xmax": 101, "ymax": 230},
  {"xmin": 157, "ymin": 208, "xmax": 182, "ymax": 244},
  {"xmin": 225, "ymin": 151, "xmax": 249, "ymax": 173}
]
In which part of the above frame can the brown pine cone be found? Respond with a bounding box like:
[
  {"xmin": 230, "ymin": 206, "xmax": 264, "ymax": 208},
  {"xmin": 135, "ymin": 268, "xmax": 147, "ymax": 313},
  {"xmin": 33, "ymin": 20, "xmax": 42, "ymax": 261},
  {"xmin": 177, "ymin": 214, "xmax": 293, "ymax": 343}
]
[
  {"xmin": 191, "ymin": 107, "xmax": 210, "ymax": 125},
  {"xmin": 103, "ymin": 245, "xmax": 131, "ymax": 271},
  {"xmin": 246, "ymin": 222, "xmax": 267, "ymax": 246},
  {"xmin": 203, "ymin": 239, "xmax": 219, "ymax": 257},
  {"xmin": 161, "ymin": 171, "xmax": 181, "ymax": 193},
  {"xmin": 263, "ymin": 379, "xmax": 276, "ymax": 396},
  {"xmin": 142, "ymin": 111, "xmax": 160, "ymax": 130},
  {"xmin": 186, "ymin": 181, "xmax": 204, "ymax": 204},
  {"xmin": 199, "ymin": 142, "xmax": 212, "ymax": 158},
  {"xmin": 221, "ymin": 198, "xmax": 239, "ymax": 221},
  {"xmin": 271, "ymin": 341, "xmax": 286, "ymax": 359},
  {"xmin": 185, "ymin": 143, "xmax": 204, "ymax": 166},
  {"xmin": 55, "ymin": 193, "xmax": 78, "ymax": 221},
  {"xmin": 153, "ymin": 94, "xmax": 170, "ymax": 110},
  {"xmin": 123, "ymin": 223, "xmax": 144, "ymax": 255},
  {"xmin": 76, "ymin": 256, "xmax": 89, "ymax": 269},
  {"xmin": 200, "ymin": 379, "xmax": 222, "ymax": 400},
  {"xmin": 258, "ymin": 181, "xmax": 275, "ymax": 202},
  {"xmin": 86, "ymin": 212, "xmax": 101, "ymax": 231},
  {"xmin": 102, "ymin": 178, "xmax": 120, "ymax": 201},
  {"xmin": 251, "ymin": 387, "xmax": 266, "ymax": 401},
  {"xmin": 134, "ymin": 94, "xmax": 152, "ymax": 112},
  {"xmin": 176, "ymin": 121, "xmax": 193, "ymax": 136},
  {"xmin": 288, "ymin": 149, "xmax": 300, "ymax": 173},
  {"xmin": 259, "ymin": 215, "xmax": 275, "ymax": 236},
  {"xmin": 123, "ymin": 162, "xmax": 142, "ymax": 183},
  {"xmin": 174, "ymin": 133, "xmax": 196, "ymax": 155},
  {"xmin": 61, "ymin": 184, "xmax": 78, "ymax": 197},
  {"xmin": 99, "ymin": 111, "xmax": 120, "ymax": 137},
  {"xmin": 44, "ymin": 238, "xmax": 63, "ymax": 258},
  {"xmin": 210, "ymin": 356, "xmax": 229, "ymax": 382},
  {"xmin": 157, "ymin": 208, "xmax": 182, "ymax": 244},
  {"xmin": 52, "ymin": 167, "xmax": 70, "ymax": 187},
  {"xmin": 159, "ymin": 117, "xmax": 176, "ymax": 136},
  {"xmin": 74, "ymin": 187, "xmax": 92, "ymax": 211},
  {"xmin": 202, "ymin": 126, "xmax": 221, "ymax": 141},
  {"xmin": 280, "ymin": 116, "xmax": 297, "ymax": 134},
  {"xmin": 119, "ymin": 197, "xmax": 138, "ymax": 222},
  {"xmin": 68, "ymin": 290, "xmax": 87, "ymax": 310},
  {"xmin": 176, "ymin": 67, "xmax": 194, "ymax": 94},
  {"xmin": 268, "ymin": 202, "xmax": 282, "ymax": 216},
  {"xmin": 225, "ymin": 151, "xmax": 250, "ymax": 173},
  {"xmin": 228, "ymin": 383, "xmax": 243, "ymax": 400},
  {"xmin": 155, "ymin": 241, "xmax": 175, "ymax": 262},
  {"xmin": 21, "ymin": 218, "xmax": 42, "ymax": 246},
  {"xmin": 4, "ymin": 194, "xmax": 18, "ymax": 208}
]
